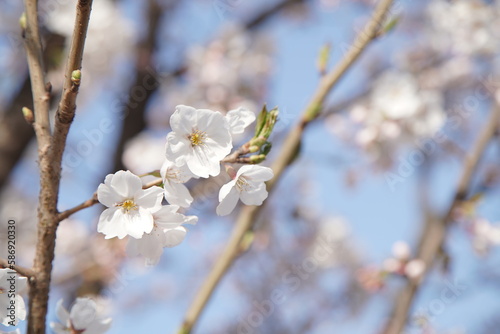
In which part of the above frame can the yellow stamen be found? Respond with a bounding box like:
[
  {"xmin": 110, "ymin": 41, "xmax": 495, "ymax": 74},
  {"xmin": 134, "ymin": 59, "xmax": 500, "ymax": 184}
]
[
  {"xmin": 189, "ymin": 129, "xmax": 207, "ymax": 147},
  {"xmin": 236, "ymin": 177, "xmax": 251, "ymax": 192},
  {"xmin": 117, "ymin": 199, "xmax": 138, "ymax": 213}
]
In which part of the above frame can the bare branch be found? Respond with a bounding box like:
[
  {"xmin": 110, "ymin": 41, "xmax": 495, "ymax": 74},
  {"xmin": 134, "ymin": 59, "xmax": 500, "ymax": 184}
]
[
  {"xmin": 22, "ymin": 0, "xmax": 51, "ymax": 149},
  {"xmin": 25, "ymin": 1, "xmax": 93, "ymax": 333},
  {"xmin": 0, "ymin": 258, "xmax": 36, "ymax": 280},
  {"xmin": 179, "ymin": 0, "xmax": 395, "ymax": 332},
  {"xmin": 382, "ymin": 106, "xmax": 500, "ymax": 334}
]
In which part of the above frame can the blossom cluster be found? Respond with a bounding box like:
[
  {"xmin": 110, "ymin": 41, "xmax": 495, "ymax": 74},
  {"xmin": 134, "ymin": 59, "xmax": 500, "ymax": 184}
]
[
  {"xmin": 453, "ymin": 198, "xmax": 500, "ymax": 255},
  {"xmin": 327, "ymin": 70, "xmax": 445, "ymax": 168},
  {"xmin": 356, "ymin": 241, "xmax": 425, "ymax": 293},
  {"xmin": 96, "ymin": 105, "xmax": 275, "ymax": 265},
  {"xmin": 50, "ymin": 297, "xmax": 111, "ymax": 334}
]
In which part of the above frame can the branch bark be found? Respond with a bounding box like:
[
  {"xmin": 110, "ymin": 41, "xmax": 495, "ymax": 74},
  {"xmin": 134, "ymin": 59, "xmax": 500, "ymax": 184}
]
[
  {"xmin": 178, "ymin": 0, "xmax": 395, "ymax": 332},
  {"xmin": 382, "ymin": 105, "xmax": 500, "ymax": 334},
  {"xmin": 24, "ymin": 1, "xmax": 93, "ymax": 333}
]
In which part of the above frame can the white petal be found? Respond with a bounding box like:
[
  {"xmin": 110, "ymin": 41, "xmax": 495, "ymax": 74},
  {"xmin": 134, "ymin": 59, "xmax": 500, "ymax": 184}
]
[
  {"xmin": 15, "ymin": 276, "xmax": 27, "ymax": 293},
  {"xmin": 85, "ymin": 317, "xmax": 112, "ymax": 334},
  {"xmin": 165, "ymin": 132, "xmax": 190, "ymax": 167},
  {"xmin": 164, "ymin": 181, "xmax": 193, "ymax": 208},
  {"xmin": 97, "ymin": 208, "xmax": 128, "ymax": 239},
  {"xmin": 184, "ymin": 215, "xmax": 198, "ymax": 225},
  {"xmin": 126, "ymin": 208, "xmax": 154, "ymax": 238},
  {"xmin": 201, "ymin": 111, "xmax": 232, "ymax": 147},
  {"xmin": 134, "ymin": 186, "xmax": 163, "ymax": 210},
  {"xmin": 50, "ymin": 322, "xmax": 69, "ymax": 334},
  {"xmin": 70, "ymin": 298, "xmax": 97, "ymax": 330},
  {"xmin": 216, "ymin": 186, "xmax": 240, "ymax": 216},
  {"xmin": 127, "ymin": 231, "xmax": 164, "ymax": 265},
  {"xmin": 238, "ymin": 165, "xmax": 274, "ymax": 182},
  {"xmin": 15, "ymin": 295, "xmax": 26, "ymax": 322},
  {"xmin": 170, "ymin": 105, "xmax": 196, "ymax": 134},
  {"xmin": 186, "ymin": 146, "xmax": 218, "ymax": 178},
  {"xmin": 109, "ymin": 170, "xmax": 142, "ymax": 199},
  {"xmin": 218, "ymin": 180, "xmax": 237, "ymax": 202},
  {"xmin": 163, "ymin": 226, "xmax": 187, "ymax": 247},
  {"xmin": 152, "ymin": 205, "xmax": 185, "ymax": 229},
  {"xmin": 97, "ymin": 183, "xmax": 121, "ymax": 208},
  {"xmin": 240, "ymin": 183, "xmax": 268, "ymax": 206},
  {"xmin": 55, "ymin": 299, "xmax": 70, "ymax": 324},
  {"xmin": 226, "ymin": 107, "xmax": 256, "ymax": 134}
]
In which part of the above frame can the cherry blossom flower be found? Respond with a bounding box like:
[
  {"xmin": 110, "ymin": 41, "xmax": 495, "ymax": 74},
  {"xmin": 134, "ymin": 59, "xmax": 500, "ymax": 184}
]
[
  {"xmin": 97, "ymin": 170, "xmax": 163, "ymax": 239},
  {"xmin": 382, "ymin": 241, "xmax": 426, "ymax": 279},
  {"xmin": 165, "ymin": 105, "xmax": 232, "ymax": 178},
  {"xmin": 50, "ymin": 298, "xmax": 111, "ymax": 334},
  {"xmin": 216, "ymin": 165, "xmax": 274, "ymax": 216},
  {"xmin": 127, "ymin": 205, "xmax": 198, "ymax": 265},
  {"xmin": 160, "ymin": 159, "xmax": 196, "ymax": 208},
  {"xmin": 225, "ymin": 107, "xmax": 256, "ymax": 135},
  {"xmin": 0, "ymin": 269, "xmax": 27, "ymax": 326}
]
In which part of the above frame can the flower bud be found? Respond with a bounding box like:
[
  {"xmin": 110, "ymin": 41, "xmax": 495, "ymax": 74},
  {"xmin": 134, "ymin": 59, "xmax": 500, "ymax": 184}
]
[
  {"xmin": 19, "ymin": 13, "xmax": 27, "ymax": 31},
  {"xmin": 22, "ymin": 107, "xmax": 34, "ymax": 124},
  {"xmin": 71, "ymin": 69, "xmax": 82, "ymax": 85}
]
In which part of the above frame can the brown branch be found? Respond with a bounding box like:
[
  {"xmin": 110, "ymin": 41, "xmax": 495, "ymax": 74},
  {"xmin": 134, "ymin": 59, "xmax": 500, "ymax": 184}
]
[
  {"xmin": 178, "ymin": 0, "xmax": 395, "ymax": 332},
  {"xmin": 244, "ymin": 0, "xmax": 308, "ymax": 30},
  {"xmin": 25, "ymin": 1, "xmax": 93, "ymax": 333},
  {"xmin": 57, "ymin": 193, "xmax": 98, "ymax": 222},
  {"xmin": 0, "ymin": 258, "xmax": 36, "ymax": 280},
  {"xmin": 23, "ymin": 0, "xmax": 51, "ymax": 149},
  {"xmin": 382, "ymin": 106, "xmax": 500, "ymax": 334}
]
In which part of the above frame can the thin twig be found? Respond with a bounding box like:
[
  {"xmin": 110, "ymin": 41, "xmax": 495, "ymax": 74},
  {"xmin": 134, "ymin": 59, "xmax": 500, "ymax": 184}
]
[
  {"xmin": 178, "ymin": 0, "xmax": 395, "ymax": 332},
  {"xmin": 57, "ymin": 194, "xmax": 99, "ymax": 222},
  {"xmin": 22, "ymin": 0, "xmax": 51, "ymax": 148},
  {"xmin": 0, "ymin": 258, "xmax": 36, "ymax": 279},
  {"xmin": 382, "ymin": 106, "xmax": 500, "ymax": 334}
]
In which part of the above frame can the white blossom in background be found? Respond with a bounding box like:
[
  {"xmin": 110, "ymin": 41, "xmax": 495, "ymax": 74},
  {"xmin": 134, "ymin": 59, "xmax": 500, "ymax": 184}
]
[
  {"xmin": 225, "ymin": 107, "xmax": 256, "ymax": 135},
  {"xmin": 428, "ymin": 0, "xmax": 500, "ymax": 56},
  {"xmin": 51, "ymin": 298, "xmax": 111, "ymax": 334},
  {"xmin": 470, "ymin": 218, "xmax": 500, "ymax": 255},
  {"xmin": 382, "ymin": 241, "xmax": 425, "ymax": 279},
  {"xmin": 326, "ymin": 70, "xmax": 445, "ymax": 167},
  {"xmin": 0, "ymin": 269, "xmax": 27, "ymax": 326},
  {"xmin": 127, "ymin": 205, "xmax": 198, "ymax": 265},
  {"xmin": 160, "ymin": 159, "xmax": 196, "ymax": 208},
  {"xmin": 150, "ymin": 25, "xmax": 272, "ymax": 126},
  {"xmin": 122, "ymin": 132, "xmax": 167, "ymax": 175},
  {"xmin": 217, "ymin": 165, "xmax": 274, "ymax": 216},
  {"xmin": 97, "ymin": 170, "xmax": 163, "ymax": 239},
  {"xmin": 165, "ymin": 105, "xmax": 232, "ymax": 178},
  {"xmin": 46, "ymin": 0, "xmax": 135, "ymax": 92}
]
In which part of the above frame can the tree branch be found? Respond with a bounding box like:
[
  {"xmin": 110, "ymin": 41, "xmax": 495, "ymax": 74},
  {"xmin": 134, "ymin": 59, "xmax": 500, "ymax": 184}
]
[
  {"xmin": 25, "ymin": 1, "xmax": 93, "ymax": 333},
  {"xmin": 0, "ymin": 258, "xmax": 36, "ymax": 280},
  {"xmin": 382, "ymin": 105, "xmax": 500, "ymax": 334},
  {"xmin": 23, "ymin": 0, "xmax": 51, "ymax": 149},
  {"xmin": 178, "ymin": 0, "xmax": 395, "ymax": 332}
]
